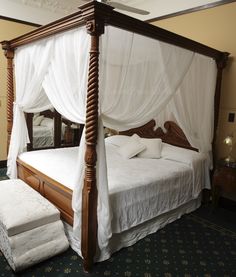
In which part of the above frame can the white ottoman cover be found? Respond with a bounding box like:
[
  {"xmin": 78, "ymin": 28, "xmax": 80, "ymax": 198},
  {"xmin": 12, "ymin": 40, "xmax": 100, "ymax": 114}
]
[{"xmin": 0, "ymin": 179, "xmax": 69, "ymax": 272}]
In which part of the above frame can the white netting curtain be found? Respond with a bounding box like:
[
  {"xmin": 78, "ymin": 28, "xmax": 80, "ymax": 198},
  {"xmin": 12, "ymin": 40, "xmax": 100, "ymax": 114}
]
[
  {"xmin": 7, "ymin": 27, "xmax": 90, "ymax": 179},
  {"xmin": 100, "ymin": 27, "xmax": 194, "ymax": 130},
  {"xmin": 155, "ymin": 54, "xmax": 217, "ymax": 167},
  {"xmin": 42, "ymin": 28, "xmax": 89, "ymax": 123},
  {"xmin": 8, "ymin": 25, "xmax": 217, "ymax": 261},
  {"xmin": 7, "ymin": 40, "xmax": 54, "ymax": 178}
]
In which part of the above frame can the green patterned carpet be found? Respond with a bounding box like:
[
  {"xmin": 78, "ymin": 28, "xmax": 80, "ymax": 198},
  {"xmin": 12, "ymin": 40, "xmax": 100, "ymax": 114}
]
[
  {"xmin": 0, "ymin": 168, "xmax": 236, "ymax": 277},
  {"xmin": 0, "ymin": 168, "xmax": 8, "ymax": 181}
]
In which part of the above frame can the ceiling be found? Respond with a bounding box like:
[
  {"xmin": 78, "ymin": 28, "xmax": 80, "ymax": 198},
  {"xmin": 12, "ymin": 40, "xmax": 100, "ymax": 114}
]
[{"xmin": 0, "ymin": 0, "xmax": 229, "ymax": 25}]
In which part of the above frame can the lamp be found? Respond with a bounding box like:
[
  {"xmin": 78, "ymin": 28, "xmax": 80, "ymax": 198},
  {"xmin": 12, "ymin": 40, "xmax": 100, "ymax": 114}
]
[{"xmin": 223, "ymin": 134, "xmax": 235, "ymax": 162}]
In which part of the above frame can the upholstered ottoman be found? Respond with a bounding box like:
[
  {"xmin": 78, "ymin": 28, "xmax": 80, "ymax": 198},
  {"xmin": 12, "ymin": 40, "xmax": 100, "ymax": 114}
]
[{"xmin": 0, "ymin": 179, "xmax": 69, "ymax": 272}]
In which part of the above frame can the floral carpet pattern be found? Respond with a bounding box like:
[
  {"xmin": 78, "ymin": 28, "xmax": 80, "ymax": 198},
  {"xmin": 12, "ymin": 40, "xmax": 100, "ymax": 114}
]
[{"xmin": 0, "ymin": 168, "xmax": 235, "ymax": 277}]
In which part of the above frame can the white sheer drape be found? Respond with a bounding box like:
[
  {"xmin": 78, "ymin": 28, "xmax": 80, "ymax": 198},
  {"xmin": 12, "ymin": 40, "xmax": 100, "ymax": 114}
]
[
  {"xmin": 42, "ymin": 28, "xmax": 89, "ymax": 123},
  {"xmin": 7, "ymin": 40, "xmax": 53, "ymax": 178},
  {"xmin": 156, "ymin": 53, "xmax": 217, "ymax": 167},
  {"xmin": 172, "ymin": 54, "xmax": 217, "ymax": 154},
  {"xmin": 100, "ymin": 27, "xmax": 194, "ymax": 130},
  {"xmin": 8, "ymin": 25, "xmax": 217, "ymax": 261}
]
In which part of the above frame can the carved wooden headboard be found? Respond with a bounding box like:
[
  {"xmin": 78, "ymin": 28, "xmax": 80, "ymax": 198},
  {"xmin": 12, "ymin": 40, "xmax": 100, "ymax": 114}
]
[{"xmin": 119, "ymin": 120, "xmax": 198, "ymax": 152}]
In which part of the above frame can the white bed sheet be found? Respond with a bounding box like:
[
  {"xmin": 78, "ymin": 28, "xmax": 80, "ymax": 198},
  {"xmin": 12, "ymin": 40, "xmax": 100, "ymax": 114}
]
[
  {"xmin": 18, "ymin": 142, "xmax": 207, "ymax": 234},
  {"xmin": 19, "ymin": 147, "xmax": 79, "ymax": 190}
]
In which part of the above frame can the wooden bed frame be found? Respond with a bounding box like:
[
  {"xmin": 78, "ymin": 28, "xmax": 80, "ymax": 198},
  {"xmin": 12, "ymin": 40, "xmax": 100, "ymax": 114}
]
[{"xmin": 1, "ymin": 0, "xmax": 229, "ymax": 271}]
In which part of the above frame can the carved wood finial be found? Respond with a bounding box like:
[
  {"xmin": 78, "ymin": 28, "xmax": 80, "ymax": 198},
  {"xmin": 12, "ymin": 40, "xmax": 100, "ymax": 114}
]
[
  {"xmin": 79, "ymin": 0, "xmax": 114, "ymax": 36},
  {"xmin": 86, "ymin": 19, "xmax": 104, "ymax": 36},
  {"xmin": 1, "ymin": 41, "xmax": 14, "ymax": 58},
  {"xmin": 216, "ymin": 52, "xmax": 229, "ymax": 69}
]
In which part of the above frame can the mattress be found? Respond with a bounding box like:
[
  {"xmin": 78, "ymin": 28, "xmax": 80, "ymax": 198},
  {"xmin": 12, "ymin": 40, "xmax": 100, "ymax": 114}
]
[
  {"xmin": 18, "ymin": 141, "xmax": 207, "ymax": 234},
  {"xmin": 19, "ymin": 147, "xmax": 79, "ymax": 190}
]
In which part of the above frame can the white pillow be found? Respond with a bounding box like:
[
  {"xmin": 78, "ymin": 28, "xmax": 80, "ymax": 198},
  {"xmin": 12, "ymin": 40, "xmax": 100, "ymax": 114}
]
[
  {"xmin": 161, "ymin": 143, "xmax": 199, "ymax": 166},
  {"xmin": 40, "ymin": 118, "xmax": 54, "ymax": 128},
  {"xmin": 105, "ymin": 135, "xmax": 131, "ymax": 147},
  {"xmin": 118, "ymin": 136, "xmax": 146, "ymax": 159},
  {"xmin": 33, "ymin": 115, "xmax": 44, "ymax": 126},
  {"xmin": 137, "ymin": 138, "xmax": 162, "ymax": 159}
]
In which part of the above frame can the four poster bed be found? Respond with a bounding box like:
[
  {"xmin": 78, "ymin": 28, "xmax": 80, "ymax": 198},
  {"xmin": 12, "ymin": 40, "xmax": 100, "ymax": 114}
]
[{"xmin": 1, "ymin": 1, "xmax": 229, "ymax": 272}]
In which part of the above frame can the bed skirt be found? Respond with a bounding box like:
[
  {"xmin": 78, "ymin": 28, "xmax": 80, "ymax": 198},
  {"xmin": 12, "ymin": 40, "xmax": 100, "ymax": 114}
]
[{"xmin": 64, "ymin": 194, "xmax": 201, "ymax": 262}]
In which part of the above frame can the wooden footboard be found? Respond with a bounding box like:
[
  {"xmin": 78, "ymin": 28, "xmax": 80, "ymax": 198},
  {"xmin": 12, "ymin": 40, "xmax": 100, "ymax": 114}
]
[{"xmin": 17, "ymin": 159, "xmax": 74, "ymax": 225}]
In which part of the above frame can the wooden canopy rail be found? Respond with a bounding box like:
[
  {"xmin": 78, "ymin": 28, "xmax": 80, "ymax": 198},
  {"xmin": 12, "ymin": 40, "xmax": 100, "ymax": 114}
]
[{"xmin": 1, "ymin": 0, "xmax": 229, "ymax": 272}]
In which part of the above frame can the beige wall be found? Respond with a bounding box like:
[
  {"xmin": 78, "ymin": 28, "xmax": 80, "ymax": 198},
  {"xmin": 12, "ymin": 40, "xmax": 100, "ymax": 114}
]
[
  {"xmin": 153, "ymin": 2, "xmax": 236, "ymax": 160},
  {"xmin": 0, "ymin": 20, "xmax": 35, "ymax": 161}
]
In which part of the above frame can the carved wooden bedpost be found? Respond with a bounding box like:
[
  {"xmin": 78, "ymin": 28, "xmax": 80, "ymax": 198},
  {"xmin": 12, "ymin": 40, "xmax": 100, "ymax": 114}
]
[
  {"xmin": 82, "ymin": 25, "xmax": 100, "ymax": 272},
  {"xmin": 212, "ymin": 52, "xmax": 229, "ymax": 166},
  {"xmin": 80, "ymin": 1, "xmax": 112, "ymax": 272},
  {"xmin": 1, "ymin": 41, "xmax": 15, "ymax": 153}
]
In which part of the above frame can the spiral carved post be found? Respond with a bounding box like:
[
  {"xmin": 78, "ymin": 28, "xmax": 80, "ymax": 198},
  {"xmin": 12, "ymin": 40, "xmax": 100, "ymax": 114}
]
[
  {"xmin": 4, "ymin": 46, "xmax": 15, "ymax": 153},
  {"xmin": 82, "ymin": 20, "xmax": 103, "ymax": 272}
]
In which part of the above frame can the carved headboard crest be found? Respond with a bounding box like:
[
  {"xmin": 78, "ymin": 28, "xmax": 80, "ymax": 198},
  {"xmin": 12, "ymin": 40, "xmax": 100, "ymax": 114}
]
[{"xmin": 119, "ymin": 120, "xmax": 197, "ymax": 152}]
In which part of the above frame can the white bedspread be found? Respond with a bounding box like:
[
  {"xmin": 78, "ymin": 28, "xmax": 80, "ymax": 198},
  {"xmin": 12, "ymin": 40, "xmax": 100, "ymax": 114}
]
[
  {"xmin": 18, "ymin": 143, "xmax": 207, "ymax": 234},
  {"xmin": 106, "ymin": 143, "xmax": 206, "ymax": 233}
]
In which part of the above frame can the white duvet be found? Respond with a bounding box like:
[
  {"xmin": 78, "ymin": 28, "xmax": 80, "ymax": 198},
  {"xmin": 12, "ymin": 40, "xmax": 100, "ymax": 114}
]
[
  {"xmin": 18, "ymin": 141, "xmax": 208, "ymax": 234},
  {"xmin": 106, "ymin": 142, "xmax": 207, "ymax": 233}
]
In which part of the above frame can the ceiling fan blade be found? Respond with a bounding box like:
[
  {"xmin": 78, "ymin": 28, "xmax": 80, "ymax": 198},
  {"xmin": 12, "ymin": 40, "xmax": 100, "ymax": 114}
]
[{"xmin": 108, "ymin": 1, "xmax": 150, "ymax": 15}]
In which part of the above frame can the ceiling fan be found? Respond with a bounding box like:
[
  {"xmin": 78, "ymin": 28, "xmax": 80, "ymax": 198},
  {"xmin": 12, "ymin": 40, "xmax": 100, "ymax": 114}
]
[{"xmin": 83, "ymin": 0, "xmax": 150, "ymax": 15}]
